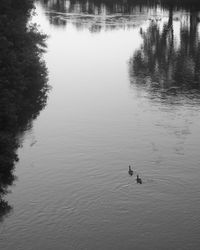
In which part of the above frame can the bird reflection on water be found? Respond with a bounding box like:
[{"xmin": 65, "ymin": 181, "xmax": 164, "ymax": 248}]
[
  {"xmin": 136, "ymin": 174, "xmax": 142, "ymax": 184},
  {"xmin": 128, "ymin": 165, "xmax": 133, "ymax": 176}
]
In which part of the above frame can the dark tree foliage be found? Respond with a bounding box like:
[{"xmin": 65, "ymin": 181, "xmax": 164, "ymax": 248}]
[{"xmin": 0, "ymin": 0, "xmax": 49, "ymax": 220}]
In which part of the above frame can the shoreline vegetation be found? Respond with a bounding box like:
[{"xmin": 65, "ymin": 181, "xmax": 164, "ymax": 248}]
[{"xmin": 0, "ymin": 0, "xmax": 49, "ymax": 220}]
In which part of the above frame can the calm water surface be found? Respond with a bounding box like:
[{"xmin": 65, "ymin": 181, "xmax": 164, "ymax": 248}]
[{"xmin": 1, "ymin": 1, "xmax": 200, "ymax": 249}]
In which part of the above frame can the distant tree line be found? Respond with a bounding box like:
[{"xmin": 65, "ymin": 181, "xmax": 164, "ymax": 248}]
[{"xmin": 0, "ymin": 0, "xmax": 49, "ymax": 219}]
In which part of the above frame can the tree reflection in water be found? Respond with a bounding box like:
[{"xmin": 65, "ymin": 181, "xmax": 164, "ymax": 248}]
[
  {"xmin": 39, "ymin": 0, "xmax": 200, "ymax": 31},
  {"xmin": 40, "ymin": 0, "xmax": 200, "ymax": 102},
  {"xmin": 129, "ymin": 5, "xmax": 200, "ymax": 103},
  {"xmin": 0, "ymin": 0, "xmax": 49, "ymax": 221},
  {"xmin": 39, "ymin": 0, "xmax": 160, "ymax": 31}
]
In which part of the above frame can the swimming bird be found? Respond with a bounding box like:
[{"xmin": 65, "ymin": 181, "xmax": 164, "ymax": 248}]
[
  {"xmin": 136, "ymin": 174, "xmax": 142, "ymax": 184},
  {"xmin": 128, "ymin": 165, "xmax": 133, "ymax": 176}
]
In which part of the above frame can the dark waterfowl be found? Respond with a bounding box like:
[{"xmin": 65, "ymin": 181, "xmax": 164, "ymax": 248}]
[
  {"xmin": 136, "ymin": 174, "xmax": 142, "ymax": 184},
  {"xmin": 128, "ymin": 165, "xmax": 133, "ymax": 176}
]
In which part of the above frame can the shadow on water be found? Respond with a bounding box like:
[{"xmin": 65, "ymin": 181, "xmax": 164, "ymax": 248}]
[
  {"xmin": 129, "ymin": 5, "xmax": 200, "ymax": 105},
  {"xmin": 39, "ymin": 0, "xmax": 200, "ymax": 31},
  {"xmin": 0, "ymin": 0, "xmax": 49, "ymax": 221}
]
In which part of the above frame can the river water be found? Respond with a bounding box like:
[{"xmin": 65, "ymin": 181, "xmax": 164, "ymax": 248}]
[{"xmin": 1, "ymin": 0, "xmax": 200, "ymax": 249}]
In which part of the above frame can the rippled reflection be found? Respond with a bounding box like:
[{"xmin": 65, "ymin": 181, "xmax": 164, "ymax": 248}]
[
  {"xmin": 39, "ymin": 0, "xmax": 165, "ymax": 31},
  {"xmin": 0, "ymin": 173, "xmax": 14, "ymax": 222},
  {"xmin": 129, "ymin": 8, "xmax": 200, "ymax": 104},
  {"xmin": 40, "ymin": 0, "xmax": 200, "ymax": 31}
]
